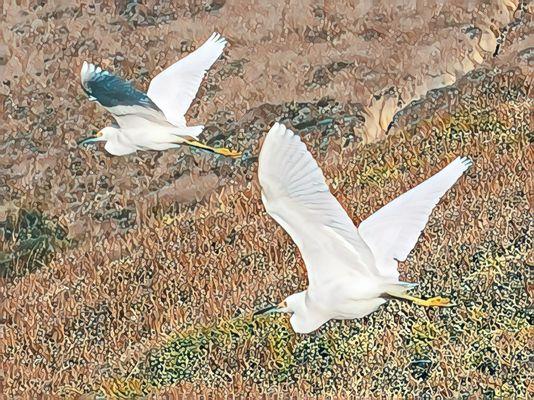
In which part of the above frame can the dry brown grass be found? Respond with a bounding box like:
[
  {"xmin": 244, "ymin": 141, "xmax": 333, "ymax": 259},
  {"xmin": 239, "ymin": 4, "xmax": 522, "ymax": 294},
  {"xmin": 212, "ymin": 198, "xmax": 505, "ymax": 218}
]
[
  {"xmin": 3, "ymin": 66, "xmax": 532, "ymax": 398},
  {"xmin": 1, "ymin": 1, "xmax": 532, "ymax": 399}
]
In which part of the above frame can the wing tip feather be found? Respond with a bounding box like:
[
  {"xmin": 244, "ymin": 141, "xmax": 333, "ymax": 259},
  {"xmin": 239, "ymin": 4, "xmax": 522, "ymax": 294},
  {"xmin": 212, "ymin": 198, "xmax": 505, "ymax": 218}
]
[
  {"xmin": 267, "ymin": 121, "xmax": 286, "ymax": 137},
  {"xmin": 455, "ymin": 156, "xmax": 473, "ymax": 172},
  {"xmin": 264, "ymin": 122, "xmax": 301, "ymax": 150},
  {"xmin": 80, "ymin": 61, "xmax": 90, "ymax": 81},
  {"xmin": 209, "ymin": 31, "xmax": 227, "ymax": 47},
  {"xmin": 260, "ymin": 122, "xmax": 295, "ymax": 173},
  {"xmin": 80, "ymin": 61, "xmax": 110, "ymax": 84}
]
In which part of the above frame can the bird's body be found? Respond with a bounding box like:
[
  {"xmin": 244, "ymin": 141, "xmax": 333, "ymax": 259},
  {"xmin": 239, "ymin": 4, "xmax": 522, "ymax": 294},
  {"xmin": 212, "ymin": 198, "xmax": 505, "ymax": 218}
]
[
  {"xmin": 79, "ymin": 32, "xmax": 240, "ymax": 158},
  {"xmin": 96, "ymin": 124, "xmax": 202, "ymax": 156},
  {"xmin": 256, "ymin": 123, "xmax": 472, "ymax": 333}
]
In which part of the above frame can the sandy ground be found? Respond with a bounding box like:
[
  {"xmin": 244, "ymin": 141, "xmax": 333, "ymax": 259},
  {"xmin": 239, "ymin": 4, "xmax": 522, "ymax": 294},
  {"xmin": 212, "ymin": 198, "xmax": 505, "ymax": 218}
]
[{"xmin": 1, "ymin": 0, "xmax": 532, "ymax": 398}]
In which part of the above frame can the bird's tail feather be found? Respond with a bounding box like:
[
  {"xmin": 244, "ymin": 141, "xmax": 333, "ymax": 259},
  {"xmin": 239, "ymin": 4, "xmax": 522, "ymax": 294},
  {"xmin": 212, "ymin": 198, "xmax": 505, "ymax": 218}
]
[
  {"xmin": 381, "ymin": 281, "xmax": 417, "ymax": 297},
  {"xmin": 173, "ymin": 125, "xmax": 204, "ymax": 139}
]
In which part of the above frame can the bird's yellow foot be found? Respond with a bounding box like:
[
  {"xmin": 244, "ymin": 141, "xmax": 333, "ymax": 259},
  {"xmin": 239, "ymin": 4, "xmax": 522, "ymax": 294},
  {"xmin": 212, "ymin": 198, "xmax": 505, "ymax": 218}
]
[
  {"xmin": 213, "ymin": 147, "xmax": 242, "ymax": 158},
  {"xmin": 184, "ymin": 139, "xmax": 242, "ymax": 158},
  {"xmin": 413, "ymin": 296, "xmax": 452, "ymax": 307},
  {"xmin": 387, "ymin": 292, "xmax": 454, "ymax": 307}
]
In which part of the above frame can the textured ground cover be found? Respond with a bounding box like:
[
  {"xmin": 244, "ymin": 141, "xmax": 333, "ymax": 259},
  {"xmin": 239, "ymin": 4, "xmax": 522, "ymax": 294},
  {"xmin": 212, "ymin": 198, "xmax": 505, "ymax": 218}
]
[
  {"xmin": 1, "ymin": 1, "xmax": 532, "ymax": 398},
  {"xmin": 102, "ymin": 66, "xmax": 532, "ymax": 399}
]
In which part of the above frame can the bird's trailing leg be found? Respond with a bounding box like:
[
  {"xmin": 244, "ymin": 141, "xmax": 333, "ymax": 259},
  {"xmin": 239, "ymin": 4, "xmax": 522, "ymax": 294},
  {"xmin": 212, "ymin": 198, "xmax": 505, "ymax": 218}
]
[
  {"xmin": 183, "ymin": 139, "xmax": 241, "ymax": 158},
  {"xmin": 387, "ymin": 292, "xmax": 453, "ymax": 307}
]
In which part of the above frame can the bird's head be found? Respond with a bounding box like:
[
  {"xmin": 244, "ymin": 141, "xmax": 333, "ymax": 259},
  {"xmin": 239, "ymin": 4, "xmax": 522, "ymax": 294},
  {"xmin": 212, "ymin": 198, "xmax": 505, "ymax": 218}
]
[
  {"xmin": 253, "ymin": 291, "xmax": 328, "ymax": 334},
  {"xmin": 253, "ymin": 292, "xmax": 306, "ymax": 317},
  {"xmin": 78, "ymin": 126, "xmax": 118, "ymax": 146}
]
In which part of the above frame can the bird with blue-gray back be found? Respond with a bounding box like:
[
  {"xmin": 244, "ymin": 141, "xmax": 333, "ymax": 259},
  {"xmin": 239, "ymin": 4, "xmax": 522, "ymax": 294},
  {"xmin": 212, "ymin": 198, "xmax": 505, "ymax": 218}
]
[{"xmin": 79, "ymin": 32, "xmax": 241, "ymax": 158}]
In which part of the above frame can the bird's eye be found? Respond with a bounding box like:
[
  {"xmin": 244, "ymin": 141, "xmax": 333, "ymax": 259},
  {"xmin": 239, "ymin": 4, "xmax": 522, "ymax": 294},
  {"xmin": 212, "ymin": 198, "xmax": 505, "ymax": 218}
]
[{"xmin": 96, "ymin": 130, "xmax": 103, "ymax": 137}]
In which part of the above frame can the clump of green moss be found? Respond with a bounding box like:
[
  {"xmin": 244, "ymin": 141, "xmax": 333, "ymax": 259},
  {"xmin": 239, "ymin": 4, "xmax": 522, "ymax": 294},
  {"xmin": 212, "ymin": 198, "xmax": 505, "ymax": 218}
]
[{"xmin": 0, "ymin": 208, "xmax": 69, "ymax": 279}]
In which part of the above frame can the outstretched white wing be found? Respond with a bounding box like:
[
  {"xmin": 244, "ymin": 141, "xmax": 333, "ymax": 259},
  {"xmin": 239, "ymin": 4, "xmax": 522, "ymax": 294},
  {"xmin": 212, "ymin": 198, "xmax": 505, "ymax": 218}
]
[
  {"xmin": 147, "ymin": 32, "xmax": 227, "ymax": 127},
  {"xmin": 259, "ymin": 123, "xmax": 377, "ymax": 286},
  {"xmin": 358, "ymin": 157, "xmax": 472, "ymax": 279}
]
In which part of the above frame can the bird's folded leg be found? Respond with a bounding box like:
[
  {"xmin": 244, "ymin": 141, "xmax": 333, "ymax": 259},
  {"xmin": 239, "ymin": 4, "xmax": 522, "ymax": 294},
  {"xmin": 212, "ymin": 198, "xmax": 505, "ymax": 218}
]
[
  {"xmin": 183, "ymin": 139, "xmax": 241, "ymax": 158},
  {"xmin": 387, "ymin": 292, "xmax": 453, "ymax": 307}
]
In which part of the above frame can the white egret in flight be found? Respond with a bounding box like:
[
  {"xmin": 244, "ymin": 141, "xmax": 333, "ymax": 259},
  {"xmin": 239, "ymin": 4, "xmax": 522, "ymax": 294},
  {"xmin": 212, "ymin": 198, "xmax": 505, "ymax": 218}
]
[
  {"xmin": 255, "ymin": 122, "xmax": 472, "ymax": 333},
  {"xmin": 79, "ymin": 32, "xmax": 240, "ymax": 158}
]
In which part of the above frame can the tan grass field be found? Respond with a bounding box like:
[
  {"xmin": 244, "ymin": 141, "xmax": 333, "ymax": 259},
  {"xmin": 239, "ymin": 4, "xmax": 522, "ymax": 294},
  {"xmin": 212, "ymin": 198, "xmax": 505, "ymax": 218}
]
[{"xmin": 1, "ymin": 1, "xmax": 532, "ymax": 398}]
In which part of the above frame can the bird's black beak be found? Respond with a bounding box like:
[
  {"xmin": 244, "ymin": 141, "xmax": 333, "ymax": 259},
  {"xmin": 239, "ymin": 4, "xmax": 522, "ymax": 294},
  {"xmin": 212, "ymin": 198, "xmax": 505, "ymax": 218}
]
[
  {"xmin": 253, "ymin": 305, "xmax": 278, "ymax": 316},
  {"xmin": 78, "ymin": 130, "xmax": 102, "ymax": 146},
  {"xmin": 78, "ymin": 136, "xmax": 97, "ymax": 146}
]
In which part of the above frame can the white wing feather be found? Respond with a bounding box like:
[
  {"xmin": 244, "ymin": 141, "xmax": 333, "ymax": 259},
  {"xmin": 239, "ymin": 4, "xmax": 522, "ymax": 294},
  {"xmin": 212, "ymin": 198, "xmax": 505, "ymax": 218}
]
[
  {"xmin": 358, "ymin": 157, "xmax": 472, "ymax": 279},
  {"xmin": 259, "ymin": 123, "xmax": 377, "ymax": 286},
  {"xmin": 147, "ymin": 32, "xmax": 227, "ymax": 127}
]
